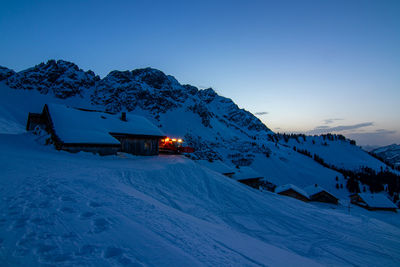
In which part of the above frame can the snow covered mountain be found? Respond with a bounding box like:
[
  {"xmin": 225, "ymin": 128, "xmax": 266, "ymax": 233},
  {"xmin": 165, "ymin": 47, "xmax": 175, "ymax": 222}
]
[
  {"xmin": 1, "ymin": 60, "xmax": 400, "ymax": 266},
  {"xmin": 372, "ymin": 144, "xmax": 400, "ymax": 168},
  {"xmin": 0, "ymin": 60, "xmax": 393, "ymax": 192}
]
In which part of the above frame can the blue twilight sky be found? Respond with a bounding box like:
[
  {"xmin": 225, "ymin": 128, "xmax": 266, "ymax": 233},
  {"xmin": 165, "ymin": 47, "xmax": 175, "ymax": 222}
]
[{"xmin": 1, "ymin": 0, "xmax": 399, "ymax": 147}]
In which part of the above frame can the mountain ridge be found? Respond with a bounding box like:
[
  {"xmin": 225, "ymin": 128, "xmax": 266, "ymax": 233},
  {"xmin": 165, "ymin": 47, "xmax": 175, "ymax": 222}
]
[
  {"xmin": 0, "ymin": 59, "xmax": 393, "ymax": 193},
  {"xmin": 1, "ymin": 60, "xmax": 271, "ymax": 135}
]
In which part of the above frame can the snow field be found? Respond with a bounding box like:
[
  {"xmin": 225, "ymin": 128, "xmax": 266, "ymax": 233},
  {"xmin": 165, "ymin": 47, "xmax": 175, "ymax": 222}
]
[{"xmin": 1, "ymin": 133, "xmax": 400, "ymax": 266}]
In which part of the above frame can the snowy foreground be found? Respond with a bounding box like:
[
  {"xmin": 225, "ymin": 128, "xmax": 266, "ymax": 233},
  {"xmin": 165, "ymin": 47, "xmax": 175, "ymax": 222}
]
[{"xmin": 1, "ymin": 134, "xmax": 400, "ymax": 266}]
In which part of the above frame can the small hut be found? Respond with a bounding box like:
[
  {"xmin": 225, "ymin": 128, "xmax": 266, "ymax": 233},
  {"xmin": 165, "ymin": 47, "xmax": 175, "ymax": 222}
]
[
  {"xmin": 350, "ymin": 193, "xmax": 397, "ymax": 212},
  {"xmin": 26, "ymin": 104, "xmax": 165, "ymax": 156},
  {"xmin": 304, "ymin": 184, "xmax": 339, "ymax": 204},
  {"xmin": 232, "ymin": 167, "xmax": 264, "ymax": 188},
  {"xmin": 275, "ymin": 184, "xmax": 310, "ymax": 202},
  {"xmin": 196, "ymin": 160, "xmax": 236, "ymax": 177}
]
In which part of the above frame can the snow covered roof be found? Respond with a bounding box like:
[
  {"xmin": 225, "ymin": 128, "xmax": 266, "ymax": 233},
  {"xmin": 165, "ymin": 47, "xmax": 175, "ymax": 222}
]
[
  {"xmin": 232, "ymin": 166, "xmax": 263, "ymax": 181},
  {"xmin": 357, "ymin": 193, "xmax": 397, "ymax": 209},
  {"xmin": 47, "ymin": 104, "xmax": 165, "ymax": 144},
  {"xmin": 197, "ymin": 160, "xmax": 236, "ymax": 175},
  {"xmin": 275, "ymin": 184, "xmax": 309, "ymax": 198},
  {"xmin": 304, "ymin": 185, "xmax": 336, "ymax": 198}
]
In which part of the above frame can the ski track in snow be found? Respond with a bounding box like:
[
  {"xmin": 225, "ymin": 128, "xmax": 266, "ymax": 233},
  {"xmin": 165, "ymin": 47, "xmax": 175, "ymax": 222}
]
[{"xmin": 0, "ymin": 134, "xmax": 400, "ymax": 266}]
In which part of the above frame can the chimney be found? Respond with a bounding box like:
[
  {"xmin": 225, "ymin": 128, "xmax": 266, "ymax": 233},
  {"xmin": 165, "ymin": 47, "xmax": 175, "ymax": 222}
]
[{"xmin": 121, "ymin": 112, "xmax": 127, "ymax": 121}]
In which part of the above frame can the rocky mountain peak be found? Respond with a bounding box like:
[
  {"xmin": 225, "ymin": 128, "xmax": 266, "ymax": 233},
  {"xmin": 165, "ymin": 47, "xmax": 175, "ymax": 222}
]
[
  {"xmin": 91, "ymin": 67, "xmax": 187, "ymax": 114},
  {"xmin": 130, "ymin": 68, "xmax": 174, "ymax": 90},
  {"xmin": 197, "ymin": 88, "xmax": 218, "ymax": 103},
  {"xmin": 6, "ymin": 59, "xmax": 99, "ymax": 99},
  {"xmin": 0, "ymin": 66, "xmax": 15, "ymax": 81}
]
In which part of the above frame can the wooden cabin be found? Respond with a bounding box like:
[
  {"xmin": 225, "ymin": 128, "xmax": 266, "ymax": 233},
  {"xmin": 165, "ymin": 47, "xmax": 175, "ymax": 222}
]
[
  {"xmin": 350, "ymin": 193, "xmax": 397, "ymax": 212},
  {"xmin": 26, "ymin": 104, "xmax": 165, "ymax": 156},
  {"xmin": 196, "ymin": 160, "xmax": 236, "ymax": 177},
  {"xmin": 304, "ymin": 184, "xmax": 338, "ymax": 204},
  {"xmin": 232, "ymin": 167, "xmax": 264, "ymax": 189},
  {"xmin": 196, "ymin": 162, "xmax": 263, "ymax": 189},
  {"xmin": 275, "ymin": 184, "xmax": 310, "ymax": 202}
]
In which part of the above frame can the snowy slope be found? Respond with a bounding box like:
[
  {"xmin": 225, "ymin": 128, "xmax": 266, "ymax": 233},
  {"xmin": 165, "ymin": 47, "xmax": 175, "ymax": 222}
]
[
  {"xmin": 0, "ymin": 61, "xmax": 343, "ymax": 193},
  {"xmin": 0, "ymin": 80, "xmax": 349, "ymax": 199},
  {"xmin": 1, "ymin": 133, "xmax": 400, "ymax": 266},
  {"xmin": 283, "ymin": 135, "xmax": 388, "ymax": 171},
  {"xmin": 0, "ymin": 59, "xmax": 391, "ymax": 197}
]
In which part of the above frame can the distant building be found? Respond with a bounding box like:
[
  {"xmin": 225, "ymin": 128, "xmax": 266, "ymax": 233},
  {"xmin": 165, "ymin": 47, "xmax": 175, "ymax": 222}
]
[
  {"xmin": 27, "ymin": 104, "xmax": 165, "ymax": 156},
  {"xmin": 232, "ymin": 166, "xmax": 264, "ymax": 188},
  {"xmin": 275, "ymin": 184, "xmax": 310, "ymax": 202},
  {"xmin": 196, "ymin": 160, "xmax": 236, "ymax": 177},
  {"xmin": 196, "ymin": 161, "xmax": 263, "ymax": 189},
  {"xmin": 350, "ymin": 193, "xmax": 397, "ymax": 212},
  {"xmin": 304, "ymin": 184, "xmax": 338, "ymax": 204}
]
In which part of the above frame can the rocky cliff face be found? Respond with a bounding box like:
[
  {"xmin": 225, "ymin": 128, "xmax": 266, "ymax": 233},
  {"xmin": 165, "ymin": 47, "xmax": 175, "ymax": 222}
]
[
  {"xmin": 5, "ymin": 60, "xmax": 99, "ymax": 99},
  {"xmin": 91, "ymin": 68, "xmax": 186, "ymax": 115},
  {"xmin": 90, "ymin": 67, "xmax": 270, "ymax": 134}
]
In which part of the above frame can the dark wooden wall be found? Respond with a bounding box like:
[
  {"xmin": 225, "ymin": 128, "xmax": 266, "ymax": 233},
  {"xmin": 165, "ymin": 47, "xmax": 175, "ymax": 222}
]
[
  {"xmin": 26, "ymin": 113, "xmax": 46, "ymax": 131},
  {"xmin": 239, "ymin": 178, "xmax": 261, "ymax": 189},
  {"xmin": 118, "ymin": 137, "xmax": 159, "ymax": 156},
  {"xmin": 310, "ymin": 191, "xmax": 338, "ymax": 204},
  {"xmin": 278, "ymin": 189, "xmax": 309, "ymax": 202}
]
